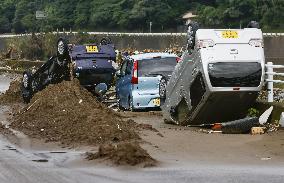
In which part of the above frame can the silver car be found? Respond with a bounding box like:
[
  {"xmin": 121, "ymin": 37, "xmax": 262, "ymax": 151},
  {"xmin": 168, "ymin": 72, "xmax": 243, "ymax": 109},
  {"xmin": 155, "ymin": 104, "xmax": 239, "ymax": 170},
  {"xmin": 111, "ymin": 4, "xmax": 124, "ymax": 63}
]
[{"xmin": 162, "ymin": 28, "xmax": 265, "ymax": 125}]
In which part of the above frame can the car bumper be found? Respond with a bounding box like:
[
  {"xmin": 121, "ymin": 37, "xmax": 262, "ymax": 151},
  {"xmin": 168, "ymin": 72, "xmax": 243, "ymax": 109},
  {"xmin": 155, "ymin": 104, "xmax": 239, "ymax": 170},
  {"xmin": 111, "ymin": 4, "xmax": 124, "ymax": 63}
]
[{"xmin": 132, "ymin": 93, "xmax": 161, "ymax": 109}]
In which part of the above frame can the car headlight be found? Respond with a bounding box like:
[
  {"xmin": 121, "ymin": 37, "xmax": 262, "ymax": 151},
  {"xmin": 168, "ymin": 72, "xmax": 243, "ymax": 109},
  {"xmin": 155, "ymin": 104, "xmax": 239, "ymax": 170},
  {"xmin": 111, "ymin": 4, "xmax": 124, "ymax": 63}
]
[{"xmin": 249, "ymin": 39, "xmax": 264, "ymax": 47}]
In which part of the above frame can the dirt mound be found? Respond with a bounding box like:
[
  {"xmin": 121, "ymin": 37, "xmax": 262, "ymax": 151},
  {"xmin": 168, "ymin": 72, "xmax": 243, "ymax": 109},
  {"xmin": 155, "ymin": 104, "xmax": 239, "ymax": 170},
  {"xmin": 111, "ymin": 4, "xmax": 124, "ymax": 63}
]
[
  {"xmin": 86, "ymin": 142, "xmax": 156, "ymax": 167},
  {"xmin": 11, "ymin": 79, "xmax": 139, "ymax": 145},
  {"xmin": 0, "ymin": 124, "xmax": 12, "ymax": 136},
  {"xmin": 0, "ymin": 80, "xmax": 23, "ymax": 104}
]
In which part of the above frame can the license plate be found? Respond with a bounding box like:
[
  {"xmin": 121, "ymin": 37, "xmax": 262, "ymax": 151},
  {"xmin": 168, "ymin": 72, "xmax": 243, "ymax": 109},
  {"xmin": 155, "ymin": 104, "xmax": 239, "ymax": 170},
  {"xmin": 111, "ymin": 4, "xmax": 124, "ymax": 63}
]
[
  {"xmin": 222, "ymin": 31, "xmax": 238, "ymax": 38},
  {"xmin": 153, "ymin": 98, "xmax": 160, "ymax": 106},
  {"xmin": 86, "ymin": 45, "xmax": 99, "ymax": 53}
]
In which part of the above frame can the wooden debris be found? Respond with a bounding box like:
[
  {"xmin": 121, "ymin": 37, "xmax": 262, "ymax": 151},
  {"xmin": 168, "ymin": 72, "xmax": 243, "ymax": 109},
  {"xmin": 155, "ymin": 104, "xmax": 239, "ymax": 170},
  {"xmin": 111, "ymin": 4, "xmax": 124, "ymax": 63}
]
[{"xmin": 251, "ymin": 127, "xmax": 266, "ymax": 135}]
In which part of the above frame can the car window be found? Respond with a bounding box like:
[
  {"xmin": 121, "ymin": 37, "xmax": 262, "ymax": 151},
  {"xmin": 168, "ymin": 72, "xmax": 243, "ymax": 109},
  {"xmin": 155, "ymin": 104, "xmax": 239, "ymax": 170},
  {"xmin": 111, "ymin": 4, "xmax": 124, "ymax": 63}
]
[
  {"xmin": 208, "ymin": 62, "xmax": 262, "ymax": 87},
  {"xmin": 138, "ymin": 57, "xmax": 177, "ymax": 77}
]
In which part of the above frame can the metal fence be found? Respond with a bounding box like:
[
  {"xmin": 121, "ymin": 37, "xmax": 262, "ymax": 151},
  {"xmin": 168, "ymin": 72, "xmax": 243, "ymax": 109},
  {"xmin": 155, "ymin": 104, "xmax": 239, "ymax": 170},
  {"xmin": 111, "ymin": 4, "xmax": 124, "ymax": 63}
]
[
  {"xmin": 0, "ymin": 32, "xmax": 283, "ymax": 38},
  {"xmin": 265, "ymin": 62, "xmax": 284, "ymax": 102}
]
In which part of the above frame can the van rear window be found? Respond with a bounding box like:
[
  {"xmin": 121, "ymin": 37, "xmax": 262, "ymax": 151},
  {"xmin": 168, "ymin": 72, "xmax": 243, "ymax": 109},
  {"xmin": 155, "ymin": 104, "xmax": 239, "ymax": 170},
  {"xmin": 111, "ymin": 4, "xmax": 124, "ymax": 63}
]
[
  {"xmin": 138, "ymin": 57, "xmax": 176, "ymax": 77},
  {"xmin": 208, "ymin": 62, "xmax": 262, "ymax": 87}
]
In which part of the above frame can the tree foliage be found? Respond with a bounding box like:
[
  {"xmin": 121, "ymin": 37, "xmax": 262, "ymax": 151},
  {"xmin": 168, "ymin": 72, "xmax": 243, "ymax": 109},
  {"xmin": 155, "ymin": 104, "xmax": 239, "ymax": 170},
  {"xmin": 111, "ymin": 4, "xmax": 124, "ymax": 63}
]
[{"xmin": 0, "ymin": 0, "xmax": 282, "ymax": 33}]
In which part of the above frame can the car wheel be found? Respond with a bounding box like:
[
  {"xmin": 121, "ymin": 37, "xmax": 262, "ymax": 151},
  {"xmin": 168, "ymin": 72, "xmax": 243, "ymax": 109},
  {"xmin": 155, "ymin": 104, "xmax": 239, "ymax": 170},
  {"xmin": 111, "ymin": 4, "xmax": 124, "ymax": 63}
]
[
  {"xmin": 21, "ymin": 71, "xmax": 32, "ymax": 103},
  {"xmin": 56, "ymin": 38, "xmax": 68, "ymax": 66},
  {"xmin": 159, "ymin": 77, "xmax": 167, "ymax": 105},
  {"xmin": 159, "ymin": 77, "xmax": 167, "ymax": 99},
  {"xmin": 100, "ymin": 37, "xmax": 112, "ymax": 45}
]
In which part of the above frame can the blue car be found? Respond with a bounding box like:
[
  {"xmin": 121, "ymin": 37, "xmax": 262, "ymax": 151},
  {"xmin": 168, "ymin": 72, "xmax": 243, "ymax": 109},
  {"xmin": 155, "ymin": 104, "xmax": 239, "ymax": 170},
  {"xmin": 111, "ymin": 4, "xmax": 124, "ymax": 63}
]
[
  {"xmin": 116, "ymin": 52, "xmax": 178, "ymax": 111},
  {"xmin": 21, "ymin": 38, "xmax": 116, "ymax": 103}
]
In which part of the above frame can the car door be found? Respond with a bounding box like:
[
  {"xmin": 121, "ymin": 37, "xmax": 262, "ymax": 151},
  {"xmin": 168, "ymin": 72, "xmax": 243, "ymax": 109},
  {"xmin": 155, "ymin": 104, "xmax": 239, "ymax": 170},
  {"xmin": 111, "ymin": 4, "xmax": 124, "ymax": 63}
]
[
  {"xmin": 119, "ymin": 59, "xmax": 133, "ymax": 107},
  {"xmin": 116, "ymin": 59, "xmax": 130, "ymax": 107}
]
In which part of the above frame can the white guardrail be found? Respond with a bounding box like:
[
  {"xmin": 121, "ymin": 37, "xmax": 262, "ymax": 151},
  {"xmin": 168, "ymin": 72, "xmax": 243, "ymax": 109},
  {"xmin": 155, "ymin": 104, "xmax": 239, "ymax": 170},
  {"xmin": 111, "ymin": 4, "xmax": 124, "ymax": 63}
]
[
  {"xmin": 0, "ymin": 32, "xmax": 284, "ymax": 38},
  {"xmin": 266, "ymin": 62, "xmax": 284, "ymax": 102}
]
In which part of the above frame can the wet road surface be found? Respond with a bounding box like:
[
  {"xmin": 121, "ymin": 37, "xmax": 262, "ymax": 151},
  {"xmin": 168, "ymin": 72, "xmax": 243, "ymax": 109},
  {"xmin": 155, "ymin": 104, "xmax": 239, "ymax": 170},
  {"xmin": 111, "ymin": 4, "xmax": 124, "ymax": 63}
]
[{"xmin": 0, "ymin": 135, "xmax": 284, "ymax": 183}]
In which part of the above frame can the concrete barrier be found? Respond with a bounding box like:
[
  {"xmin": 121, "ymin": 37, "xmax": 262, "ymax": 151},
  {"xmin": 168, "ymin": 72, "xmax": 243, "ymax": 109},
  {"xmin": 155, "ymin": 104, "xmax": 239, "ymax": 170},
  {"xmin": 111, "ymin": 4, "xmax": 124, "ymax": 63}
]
[{"xmin": 0, "ymin": 32, "xmax": 283, "ymax": 62}]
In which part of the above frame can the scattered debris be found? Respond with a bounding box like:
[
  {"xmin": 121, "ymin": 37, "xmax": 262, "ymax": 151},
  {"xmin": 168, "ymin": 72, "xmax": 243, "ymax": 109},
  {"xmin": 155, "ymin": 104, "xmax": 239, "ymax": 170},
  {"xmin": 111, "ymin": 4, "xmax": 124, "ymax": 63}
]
[
  {"xmin": 261, "ymin": 157, "xmax": 272, "ymax": 161},
  {"xmin": 148, "ymin": 111, "xmax": 163, "ymax": 116},
  {"xmin": 157, "ymin": 133, "xmax": 164, "ymax": 137},
  {"xmin": 199, "ymin": 129, "xmax": 222, "ymax": 134},
  {"xmin": 49, "ymin": 151, "xmax": 66, "ymax": 154},
  {"xmin": 0, "ymin": 123, "xmax": 12, "ymax": 135},
  {"xmin": 208, "ymin": 130, "xmax": 222, "ymax": 134},
  {"xmin": 251, "ymin": 127, "xmax": 266, "ymax": 135},
  {"xmin": 220, "ymin": 117, "xmax": 259, "ymax": 134},
  {"xmin": 32, "ymin": 159, "xmax": 49, "ymax": 163},
  {"xmin": 86, "ymin": 142, "xmax": 156, "ymax": 167},
  {"xmin": 138, "ymin": 123, "xmax": 159, "ymax": 132},
  {"xmin": 197, "ymin": 117, "xmax": 259, "ymax": 134},
  {"xmin": 259, "ymin": 106, "xmax": 273, "ymax": 125},
  {"xmin": 258, "ymin": 89, "xmax": 284, "ymax": 103},
  {"xmin": 265, "ymin": 122, "xmax": 280, "ymax": 132}
]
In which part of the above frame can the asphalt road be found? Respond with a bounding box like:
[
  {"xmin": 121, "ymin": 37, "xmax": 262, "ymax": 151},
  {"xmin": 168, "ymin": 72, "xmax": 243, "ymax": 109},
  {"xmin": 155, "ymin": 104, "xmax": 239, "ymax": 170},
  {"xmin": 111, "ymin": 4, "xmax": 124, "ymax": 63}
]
[
  {"xmin": 0, "ymin": 74, "xmax": 284, "ymax": 183},
  {"xmin": 0, "ymin": 135, "xmax": 284, "ymax": 183}
]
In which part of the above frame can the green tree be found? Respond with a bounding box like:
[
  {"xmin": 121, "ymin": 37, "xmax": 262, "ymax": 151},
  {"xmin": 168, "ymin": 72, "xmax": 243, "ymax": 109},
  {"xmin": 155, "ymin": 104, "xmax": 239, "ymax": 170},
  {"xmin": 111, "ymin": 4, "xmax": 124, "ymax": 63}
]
[
  {"xmin": 0, "ymin": 0, "xmax": 283, "ymax": 33},
  {"xmin": 0, "ymin": 17, "xmax": 11, "ymax": 33}
]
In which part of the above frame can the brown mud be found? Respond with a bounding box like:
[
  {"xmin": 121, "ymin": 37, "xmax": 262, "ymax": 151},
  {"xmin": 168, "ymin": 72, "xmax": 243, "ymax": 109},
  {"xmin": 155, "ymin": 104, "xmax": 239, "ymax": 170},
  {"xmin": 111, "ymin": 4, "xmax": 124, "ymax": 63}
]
[
  {"xmin": 0, "ymin": 79, "xmax": 23, "ymax": 104},
  {"xmin": 0, "ymin": 76, "xmax": 157, "ymax": 166},
  {"xmin": 0, "ymin": 123, "xmax": 12, "ymax": 136},
  {"xmin": 86, "ymin": 142, "xmax": 156, "ymax": 167},
  {"xmin": 10, "ymin": 79, "xmax": 140, "ymax": 146}
]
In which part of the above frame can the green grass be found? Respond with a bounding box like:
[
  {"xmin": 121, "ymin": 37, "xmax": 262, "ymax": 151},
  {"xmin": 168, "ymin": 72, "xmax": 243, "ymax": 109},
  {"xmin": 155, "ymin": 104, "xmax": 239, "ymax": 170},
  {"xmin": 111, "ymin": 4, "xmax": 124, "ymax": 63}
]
[
  {"xmin": 254, "ymin": 100, "xmax": 284, "ymax": 123},
  {"xmin": 262, "ymin": 28, "xmax": 284, "ymax": 33},
  {"xmin": 273, "ymin": 76, "xmax": 284, "ymax": 89}
]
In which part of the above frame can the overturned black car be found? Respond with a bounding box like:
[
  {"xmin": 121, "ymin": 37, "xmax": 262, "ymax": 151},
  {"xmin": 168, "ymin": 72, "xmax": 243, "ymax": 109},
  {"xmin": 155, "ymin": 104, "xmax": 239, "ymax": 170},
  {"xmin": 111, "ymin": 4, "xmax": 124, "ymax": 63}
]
[{"xmin": 21, "ymin": 38, "xmax": 117, "ymax": 103}]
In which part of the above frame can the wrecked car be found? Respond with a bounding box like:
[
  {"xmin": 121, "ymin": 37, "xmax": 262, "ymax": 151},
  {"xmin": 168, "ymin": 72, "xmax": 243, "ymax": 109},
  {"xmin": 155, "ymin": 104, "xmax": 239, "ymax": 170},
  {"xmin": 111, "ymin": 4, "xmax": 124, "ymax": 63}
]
[
  {"xmin": 162, "ymin": 25, "xmax": 265, "ymax": 125},
  {"xmin": 21, "ymin": 38, "xmax": 116, "ymax": 103},
  {"xmin": 116, "ymin": 52, "xmax": 178, "ymax": 111}
]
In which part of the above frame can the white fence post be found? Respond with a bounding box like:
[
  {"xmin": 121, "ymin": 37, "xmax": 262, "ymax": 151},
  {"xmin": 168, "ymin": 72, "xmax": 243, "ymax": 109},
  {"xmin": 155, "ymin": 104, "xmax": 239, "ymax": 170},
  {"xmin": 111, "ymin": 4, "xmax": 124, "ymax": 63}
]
[{"xmin": 267, "ymin": 62, "xmax": 274, "ymax": 102}]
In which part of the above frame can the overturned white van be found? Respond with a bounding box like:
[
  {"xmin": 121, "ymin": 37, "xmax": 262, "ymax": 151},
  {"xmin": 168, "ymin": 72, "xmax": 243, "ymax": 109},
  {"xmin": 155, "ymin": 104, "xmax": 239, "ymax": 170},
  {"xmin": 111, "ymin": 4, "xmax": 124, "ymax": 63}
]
[{"xmin": 162, "ymin": 28, "xmax": 265, "ymax": 125}]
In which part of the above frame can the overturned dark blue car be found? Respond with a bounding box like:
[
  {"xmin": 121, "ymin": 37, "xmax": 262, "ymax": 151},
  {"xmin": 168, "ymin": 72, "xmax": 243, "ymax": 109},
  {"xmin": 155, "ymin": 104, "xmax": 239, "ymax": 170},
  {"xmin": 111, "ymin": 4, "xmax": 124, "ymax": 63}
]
[{"xmin": 21, "ymin": 38, "xmax": 117, "ymax": 103}]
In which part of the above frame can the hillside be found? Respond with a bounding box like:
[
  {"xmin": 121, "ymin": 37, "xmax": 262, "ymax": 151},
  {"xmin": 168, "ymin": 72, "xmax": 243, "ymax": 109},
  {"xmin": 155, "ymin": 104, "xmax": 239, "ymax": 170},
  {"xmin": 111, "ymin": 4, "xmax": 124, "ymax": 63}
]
[{"xmin": 0, "ymin": 0, "xmax": 283, "ymax": 33}]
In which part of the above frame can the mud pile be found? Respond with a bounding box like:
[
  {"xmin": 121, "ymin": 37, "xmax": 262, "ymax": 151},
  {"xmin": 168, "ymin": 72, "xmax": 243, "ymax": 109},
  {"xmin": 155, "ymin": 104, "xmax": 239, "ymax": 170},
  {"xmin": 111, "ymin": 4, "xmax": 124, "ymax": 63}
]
[
  {"xmin": 0, "ymin": 80, "xmax": 23, "ymax": 104},
  {"xmin": 0, "ymin": 123, "xmax": 13, "ymax": 136},
  {"xmin": 86, "ymin": 142, "xmax": 156, "ymax": 167},
  {"xmin": 11, "ymin": 79, "xmax": 139, "ymax": 145}
]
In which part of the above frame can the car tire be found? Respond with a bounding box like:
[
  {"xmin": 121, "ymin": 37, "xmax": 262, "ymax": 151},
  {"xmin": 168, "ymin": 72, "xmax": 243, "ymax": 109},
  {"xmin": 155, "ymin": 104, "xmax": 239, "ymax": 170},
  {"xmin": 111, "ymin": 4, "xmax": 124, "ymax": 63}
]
[
  {"xmin": 56, "ymin": 38, "xmax": 69, "ymax": 66},
  {"xmin": 159, "ymin": 76, "xmax": 167, "ymax": 105},
  {"xmin": 100, "ymin": 37, "xmax": 112, "ymax": 45},
  {"xmin": 21, "ymin": 71, "xmax": 32, "ymax": 103}
]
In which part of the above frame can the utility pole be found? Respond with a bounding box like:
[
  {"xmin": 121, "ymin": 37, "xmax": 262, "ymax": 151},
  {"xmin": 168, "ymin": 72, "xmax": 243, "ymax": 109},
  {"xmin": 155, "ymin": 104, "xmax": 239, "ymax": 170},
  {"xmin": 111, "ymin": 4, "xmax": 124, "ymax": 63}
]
[{"xmin": 149, "ymin": 22, "xmax": 152, "ymax": 33}]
